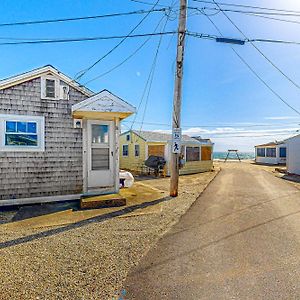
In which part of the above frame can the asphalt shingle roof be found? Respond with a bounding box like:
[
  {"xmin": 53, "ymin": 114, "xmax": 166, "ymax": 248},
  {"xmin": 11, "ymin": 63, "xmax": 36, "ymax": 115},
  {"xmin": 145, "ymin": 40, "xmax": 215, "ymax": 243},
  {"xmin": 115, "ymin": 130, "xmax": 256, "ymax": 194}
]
[{"xmin": 131, "ymin": 130, "xmax": 197, "ymax": 143}]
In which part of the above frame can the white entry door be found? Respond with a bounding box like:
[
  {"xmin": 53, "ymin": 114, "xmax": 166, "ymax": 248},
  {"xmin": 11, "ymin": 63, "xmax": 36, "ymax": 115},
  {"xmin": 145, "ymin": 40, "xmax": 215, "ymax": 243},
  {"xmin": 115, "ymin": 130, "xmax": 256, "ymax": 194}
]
[{"xmin": 87, "ymin": 120, "xmax": 114, "ymax": 189}]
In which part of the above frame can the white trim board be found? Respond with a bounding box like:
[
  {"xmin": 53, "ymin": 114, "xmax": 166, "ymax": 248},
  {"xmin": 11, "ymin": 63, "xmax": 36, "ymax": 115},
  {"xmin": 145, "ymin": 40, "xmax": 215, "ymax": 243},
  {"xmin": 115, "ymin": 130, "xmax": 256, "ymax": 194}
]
[
  {"xmin": 0, "ymin": 65, "xmax": 93, "ymax": 97},
  {"xmin": 72, "ymin": 89, "xmax": 136, "ymax": 113},
  {"xmin": 0, "ymin": 194, "xmax": 81, "ymax": 207}
]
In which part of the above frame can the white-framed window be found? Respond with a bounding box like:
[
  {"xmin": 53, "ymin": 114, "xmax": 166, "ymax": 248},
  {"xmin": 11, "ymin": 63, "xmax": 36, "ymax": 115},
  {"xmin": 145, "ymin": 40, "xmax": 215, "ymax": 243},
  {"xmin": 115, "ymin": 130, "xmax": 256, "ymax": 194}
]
[
  {"xmin": 134, "ymin": 144, "xmax": 140, "ymax": 157},
  {"xmin": 122, "ymin": 144, "xmax": 129, "ymax": 156},
  {"xmin": 0, "ymin": 114, "xmax": 45, "ymax": 152},
  {"xmin": 41, "ymin": 76, "xmax": 60, "ymax": 100},
  {"xmin": 186, "ymin": 146, "xmax": 200, "ymax": 162},
  {"xmin": 126, "ymin": 134, "xmax": 130, "ymax": 141},
  {"xmin": 266, "ymin": 147, "xmax": 276, "ymax": 158}
]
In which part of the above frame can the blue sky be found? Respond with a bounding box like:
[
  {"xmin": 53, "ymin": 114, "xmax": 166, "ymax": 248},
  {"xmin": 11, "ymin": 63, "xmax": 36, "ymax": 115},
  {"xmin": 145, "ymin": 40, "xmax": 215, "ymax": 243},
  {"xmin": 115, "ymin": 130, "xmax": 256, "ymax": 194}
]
[{"xmin": 1, "ymin": 0, "xmax": 300, "ymax": 151}]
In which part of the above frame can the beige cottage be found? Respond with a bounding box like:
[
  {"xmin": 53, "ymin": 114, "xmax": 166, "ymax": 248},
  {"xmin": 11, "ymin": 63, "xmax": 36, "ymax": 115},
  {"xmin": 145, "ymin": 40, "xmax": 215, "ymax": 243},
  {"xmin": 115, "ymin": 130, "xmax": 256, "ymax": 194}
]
[{"xmin": 120, "ymin": 130, "xmax": 213, "ymax": 175}]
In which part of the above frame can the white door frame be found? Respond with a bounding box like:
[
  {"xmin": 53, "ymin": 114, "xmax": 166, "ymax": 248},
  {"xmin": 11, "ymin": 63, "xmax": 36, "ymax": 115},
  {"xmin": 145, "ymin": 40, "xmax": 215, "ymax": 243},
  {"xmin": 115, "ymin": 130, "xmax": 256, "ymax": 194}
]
[{"xmin": 82, "ymin": 119, "xmax": 116, "ymax": 193}]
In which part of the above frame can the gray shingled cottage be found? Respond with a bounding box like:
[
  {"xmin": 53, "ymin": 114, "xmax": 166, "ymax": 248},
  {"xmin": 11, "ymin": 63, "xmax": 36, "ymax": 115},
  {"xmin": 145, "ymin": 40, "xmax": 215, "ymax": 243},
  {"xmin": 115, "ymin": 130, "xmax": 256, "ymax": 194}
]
[{"xmin": 0, "ymin": 65, "xmax": 135, "ymax": 206}]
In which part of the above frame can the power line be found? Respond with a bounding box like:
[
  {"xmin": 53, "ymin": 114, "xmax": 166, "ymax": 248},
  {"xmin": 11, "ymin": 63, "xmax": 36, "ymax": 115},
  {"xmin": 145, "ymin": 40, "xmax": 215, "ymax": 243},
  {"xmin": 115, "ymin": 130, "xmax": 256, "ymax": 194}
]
[
  {"xmin": 208, "ymin": 1, "xmax": 300, "ymax": 91},
  {"xmin": 83, "ymin": 13, "xmax": 169, "ymax": 85},
  {"xmin": 123, "ymin": 119, "xmax": 300, "ymax": 128},
  {"xmin": 191, "ymin": 0, "xmax": 300, "ymax": 15},
  {"xmin": 131, "ymin": 12, "xmax": 172, "ymax": 132},
  {"xmin": 198, "ymin": 7, "xmax": 300, "ymax": 18},
  {"xmin": 0, "ymin": 9, "xmax": 167, "ymax": 27},
  {"xmin": 74, "ymin": 0, "xmax": 163, "ymax": 81},
  {"xmin": 199, "ymin": 12, "xmax": 300, "ymax": 116},
  {"xmin": 0, "ymin": 32, "xmax": 176, "ymax": 46}
]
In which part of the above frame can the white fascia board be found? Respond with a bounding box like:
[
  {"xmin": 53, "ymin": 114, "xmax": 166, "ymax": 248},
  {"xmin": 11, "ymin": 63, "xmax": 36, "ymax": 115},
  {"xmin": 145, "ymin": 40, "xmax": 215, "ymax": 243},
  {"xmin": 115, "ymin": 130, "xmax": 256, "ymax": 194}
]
[
  {"xmin": 72, "ymin": 90, "xmax": 136, "ymax": 113},
  {"xmin": 0, "ymin": 65, "xmax": 93, "ymax": 97}
]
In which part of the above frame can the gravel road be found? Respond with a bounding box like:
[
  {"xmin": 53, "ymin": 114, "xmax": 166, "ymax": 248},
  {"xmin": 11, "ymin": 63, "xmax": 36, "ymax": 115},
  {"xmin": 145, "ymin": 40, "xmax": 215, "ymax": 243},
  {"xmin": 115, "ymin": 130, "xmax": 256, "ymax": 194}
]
[{"xmin": 0, "ymin": 169, "xmax": 218, "ymax": 300}]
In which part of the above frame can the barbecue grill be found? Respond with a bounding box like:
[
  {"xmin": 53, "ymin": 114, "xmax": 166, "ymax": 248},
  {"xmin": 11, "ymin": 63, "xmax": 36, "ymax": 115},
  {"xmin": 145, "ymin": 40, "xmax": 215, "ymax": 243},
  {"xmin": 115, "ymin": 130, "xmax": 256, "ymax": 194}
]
[{"xmin": 144, "ymin": 155, "xmax": 166, "ymax": 176}]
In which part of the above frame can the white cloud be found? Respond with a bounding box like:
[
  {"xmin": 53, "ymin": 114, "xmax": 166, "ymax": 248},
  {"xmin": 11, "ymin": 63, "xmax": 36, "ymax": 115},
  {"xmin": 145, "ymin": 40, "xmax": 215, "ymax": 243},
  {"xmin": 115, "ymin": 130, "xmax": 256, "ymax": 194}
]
[
  {"xmin": 136, "ymin": 71, "xmax": 141, "ymax": 77},
  {"xmin": 152, "ymin": 126, "xmax": 300, "ymax": 152}
]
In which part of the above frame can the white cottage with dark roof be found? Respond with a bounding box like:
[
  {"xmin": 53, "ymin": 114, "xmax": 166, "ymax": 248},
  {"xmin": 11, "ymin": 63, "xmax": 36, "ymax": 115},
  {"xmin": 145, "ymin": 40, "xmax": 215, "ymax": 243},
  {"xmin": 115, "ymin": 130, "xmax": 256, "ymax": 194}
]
[{"xmin": 0, "ymin": 65, "xmax": 135, "ymax": 206}]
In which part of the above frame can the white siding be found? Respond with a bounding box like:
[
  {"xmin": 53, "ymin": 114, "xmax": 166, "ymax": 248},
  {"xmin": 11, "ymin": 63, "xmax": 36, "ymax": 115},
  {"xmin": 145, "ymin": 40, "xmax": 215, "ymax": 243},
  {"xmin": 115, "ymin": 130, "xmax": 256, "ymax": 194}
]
[{"xmin": 286, "ymin": 135, "xmax": 300, "ymax": 175}]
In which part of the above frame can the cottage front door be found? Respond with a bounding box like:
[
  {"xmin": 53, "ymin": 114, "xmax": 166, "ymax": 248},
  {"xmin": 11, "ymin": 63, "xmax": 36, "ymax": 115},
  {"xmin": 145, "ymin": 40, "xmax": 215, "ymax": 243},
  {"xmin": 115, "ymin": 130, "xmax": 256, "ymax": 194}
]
[{"xmin": 87, "ymin": 120, "xmax": 114, "ymax": 189}]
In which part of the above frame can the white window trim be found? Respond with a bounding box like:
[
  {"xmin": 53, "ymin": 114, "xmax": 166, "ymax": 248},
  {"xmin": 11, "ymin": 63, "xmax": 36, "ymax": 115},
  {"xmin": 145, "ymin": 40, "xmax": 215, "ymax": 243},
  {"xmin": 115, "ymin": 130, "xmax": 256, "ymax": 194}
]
[
  {"xmin": 134, "ymin": 144, "xmax": 140, "ymax": 157},
  {"xmin": 0, "ymin": 114, "xmax": 45, "ymax": 152},
  {"xmin": 41, "ymin": 75, "xmax": 60, "ymax": 100},
  {"xmin": 122, "ymin": 144, "xmax": 129, "ymax": 157}
]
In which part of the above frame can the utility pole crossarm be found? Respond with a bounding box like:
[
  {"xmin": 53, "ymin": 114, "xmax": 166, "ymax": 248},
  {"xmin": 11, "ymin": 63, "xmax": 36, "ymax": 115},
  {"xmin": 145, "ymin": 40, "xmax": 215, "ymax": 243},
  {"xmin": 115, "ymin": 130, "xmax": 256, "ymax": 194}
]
[{"xmin": 170, "ymin": 0, "xmax": 187, "ymax": 197}]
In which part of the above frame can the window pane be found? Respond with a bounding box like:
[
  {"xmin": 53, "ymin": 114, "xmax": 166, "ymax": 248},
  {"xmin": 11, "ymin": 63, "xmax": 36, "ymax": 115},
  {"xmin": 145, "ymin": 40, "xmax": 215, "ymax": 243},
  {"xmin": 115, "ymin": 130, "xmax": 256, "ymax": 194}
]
[
  {"xmin": 123, "ymin": 145, "xmax": 128, "ymax": 156},
  {"xmin": 46, "ymin": 79, "xmax": 55, "ymax": 98},
  {"xmin": 17, "ymin": 122, "xmax": 27, "ymax": 133},
  {"xmin": 186, "ymin": 147, "xmax": 200, "ymax": 161},
  {"xmin": 92, "ymin": 125, "xmax": 109, "ymax": 144},
  {"xmin": 257, "ymin": 148, "xmax": 265, "ymax": 157},
  {"xmin": 27, "ymin": 122, "xmax": 37, "ymax": 133},
  {"xmin": 135, "ymin": 145, "xmax": 140, "ymax": 156},
  {"xmin": 279, "ymin": 147, "xmax": 286, "ymax": 158},
  {"xmin": 6, "ymin": 121, "xmax": 16, "ymax": 132},
  {"xmin": 5, "ymin": 134, "xmax": 38, "ymax": 146},
  {"xmin": 266, "ymin": 148, "xmax": 276, "ymax": 157},
  {"xmin": 92, "ymin": 148, "xmax": 109, "ymax": 170}
]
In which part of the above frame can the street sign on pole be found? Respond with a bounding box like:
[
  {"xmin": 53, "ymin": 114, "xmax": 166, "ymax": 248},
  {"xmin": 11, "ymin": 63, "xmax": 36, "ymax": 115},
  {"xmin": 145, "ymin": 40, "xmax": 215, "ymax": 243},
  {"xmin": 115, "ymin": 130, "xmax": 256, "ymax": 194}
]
[{"xmin": 172, "ymin": 128, "xmax": 182, "ymax": 154}]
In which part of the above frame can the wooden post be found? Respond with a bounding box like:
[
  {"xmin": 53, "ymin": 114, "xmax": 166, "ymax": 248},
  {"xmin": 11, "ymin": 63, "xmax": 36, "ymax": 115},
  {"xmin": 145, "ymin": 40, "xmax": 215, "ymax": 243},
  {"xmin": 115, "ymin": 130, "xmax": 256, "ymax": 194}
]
[{"xmin": 170, "ymin": 0, "xmax": 187, "ymax": 197}]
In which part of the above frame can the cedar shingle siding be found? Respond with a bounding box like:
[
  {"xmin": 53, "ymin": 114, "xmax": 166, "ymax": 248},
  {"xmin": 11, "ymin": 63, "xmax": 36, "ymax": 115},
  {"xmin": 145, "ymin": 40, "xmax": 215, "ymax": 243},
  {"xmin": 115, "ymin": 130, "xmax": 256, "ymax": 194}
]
[{"xmin": 0, "ymin": 78, "xmax": 87, "ymax": 200}]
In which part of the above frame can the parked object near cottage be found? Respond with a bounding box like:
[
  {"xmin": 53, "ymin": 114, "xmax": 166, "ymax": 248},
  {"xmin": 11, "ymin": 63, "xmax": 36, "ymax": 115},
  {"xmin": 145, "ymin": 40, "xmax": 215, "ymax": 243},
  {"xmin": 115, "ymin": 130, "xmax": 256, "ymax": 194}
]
[
  {"xmin": 119, "ymin": 170, "xmax": 134, "ymax": 188},
  {"xmin": 255, "ymin": 141, "xmax": 287, "ymax": 165},
  {"xmin": 285, "ymin": 134, "xmax": 300, "ymax": 175},
  {"xmin": 119, "ymin": 130, "xmax": 214, "ymax": 175},
  {"xmin": 0, "ymin": 65, "xmax": 135, "ymax": 206},
  {"xmin": 144, "ymin": 155, "xmax": 166, "ymax": 176}
]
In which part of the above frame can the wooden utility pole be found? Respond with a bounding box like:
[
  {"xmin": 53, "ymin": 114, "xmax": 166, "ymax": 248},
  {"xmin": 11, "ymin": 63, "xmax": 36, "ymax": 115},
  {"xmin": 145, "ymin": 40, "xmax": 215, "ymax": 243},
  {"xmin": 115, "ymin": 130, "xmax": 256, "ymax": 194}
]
[{"xmin": 170, "ymin": 0, "xmax": 187, "ymax": 197}]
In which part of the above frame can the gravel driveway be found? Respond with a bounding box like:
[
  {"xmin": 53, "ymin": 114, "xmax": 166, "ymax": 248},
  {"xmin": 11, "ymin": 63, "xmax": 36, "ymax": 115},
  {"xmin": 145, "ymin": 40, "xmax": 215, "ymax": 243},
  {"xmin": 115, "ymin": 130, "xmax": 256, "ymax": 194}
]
[{"xmin": 0, "ymin": 169, "xmax": 219, "ymax": 300}]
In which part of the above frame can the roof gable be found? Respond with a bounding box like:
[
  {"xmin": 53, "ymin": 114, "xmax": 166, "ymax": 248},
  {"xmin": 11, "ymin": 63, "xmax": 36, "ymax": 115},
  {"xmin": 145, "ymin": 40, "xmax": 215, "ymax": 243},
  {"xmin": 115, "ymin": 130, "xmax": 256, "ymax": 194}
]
[
  {"xmin": 72, "ymin": 89, "xmax": 135, "ymax": 115},
  {"xmin": 0, "ymin": 65, "xmax": 93, "ymax": 96},
  {"xmin": 121, "ymin": 130, "xmax": 202, "ymax": 144}
]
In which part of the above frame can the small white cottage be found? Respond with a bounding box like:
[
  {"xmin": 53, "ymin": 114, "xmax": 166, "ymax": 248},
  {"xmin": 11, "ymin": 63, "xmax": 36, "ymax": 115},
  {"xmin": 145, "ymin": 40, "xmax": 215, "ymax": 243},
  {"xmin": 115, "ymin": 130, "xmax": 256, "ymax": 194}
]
[
  {"xmin": 255, "ymin": 141, "xmax": 287, "ymax": 165},
  {"xmin": 285, "ymin": 134, "xmax": 300, "ymax": 175},
  {"xmin": 0, "ymin": 65, "xmax": 135, "ymax": 206}
]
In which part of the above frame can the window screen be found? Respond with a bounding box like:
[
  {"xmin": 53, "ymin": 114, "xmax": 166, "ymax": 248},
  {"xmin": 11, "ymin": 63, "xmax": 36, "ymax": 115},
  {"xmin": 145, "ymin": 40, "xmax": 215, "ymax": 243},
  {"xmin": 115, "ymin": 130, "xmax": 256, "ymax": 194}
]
[
  {"xmin": 45, "ymin": 79, "xmax": 56, "ymax": 98},
  {"xmin": 123, "ymin": 145, "xmax": 129, "ymax": 156},
  {"xmin": 186, "ymin": 147, "xmax": 200, "ymax": 161},
  {"xmin": 134, "ymin": 144, "xmax": 140, "ymax": 156},
  {"xmin": 257, "ymin": 148, "xmax": 265, "ymax": 157},
  {"xmin": 266, "ymin": 148, "xmax": 276, "ymax": 157},
  {"xmin": 279, "ymin": 147, "xmax": 286, "ymax": 158}
]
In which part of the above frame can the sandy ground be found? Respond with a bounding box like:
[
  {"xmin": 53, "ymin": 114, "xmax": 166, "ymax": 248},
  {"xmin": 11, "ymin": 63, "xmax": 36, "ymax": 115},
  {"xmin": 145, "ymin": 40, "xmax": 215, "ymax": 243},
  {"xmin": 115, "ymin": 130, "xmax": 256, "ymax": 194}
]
[{"xmin": 0, "ymin": 168, "xmax": 219, "ymax": 300}]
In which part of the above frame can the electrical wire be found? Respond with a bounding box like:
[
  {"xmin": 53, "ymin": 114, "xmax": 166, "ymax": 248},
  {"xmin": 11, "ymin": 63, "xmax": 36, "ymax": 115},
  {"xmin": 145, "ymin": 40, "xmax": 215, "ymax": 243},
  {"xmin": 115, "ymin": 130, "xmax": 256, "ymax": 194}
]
[
  {"xmin": 209, "ymin": 1, "xmax": 300, "ymax": 91},
  {"xmin": 199, "ymin": 12, "xmax": 300, "ymax": 116},
  {"xmin": 74, "ymin": 0, "xmax": 162, "ymax": 81},
  {"xmin": 122, "ymin": 120, "xmax": 300, "ymax": 128},
  {"xmin": 198, "ymin": 7, "xmax": 300, "ymax": 18},
  {"xmin": 132, "ymin": 15, "xmax": 169, "ymax": 132},
  {"xmin": 130, "ymin": 0, "xmax": 176, "ymax": 133},
  {"xmin": 83, "ymin": 13, "xmax": 168, "ymax": 85},
  {"xmin": 191, "ymin": 0, "xmax": 300, "ymax": 15},
  {"xmin": 0, "ymin": 9, "xmax": 167, "ymax": 27}
]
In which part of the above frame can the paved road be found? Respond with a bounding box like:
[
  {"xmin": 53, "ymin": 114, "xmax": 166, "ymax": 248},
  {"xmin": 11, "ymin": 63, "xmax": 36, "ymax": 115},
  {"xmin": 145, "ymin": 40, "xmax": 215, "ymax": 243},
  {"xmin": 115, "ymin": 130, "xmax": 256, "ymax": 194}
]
[{"xmin": 124, "ymin": 163, "xmax": 300, "ymax": 299}]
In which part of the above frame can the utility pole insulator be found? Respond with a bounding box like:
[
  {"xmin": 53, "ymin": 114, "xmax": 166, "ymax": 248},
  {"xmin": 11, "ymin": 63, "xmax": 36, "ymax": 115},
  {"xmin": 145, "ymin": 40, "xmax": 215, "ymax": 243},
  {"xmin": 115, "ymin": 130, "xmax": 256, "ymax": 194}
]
[{"xmin": 170, "ymin": 0, "xmax": 187, "ymax": 197}]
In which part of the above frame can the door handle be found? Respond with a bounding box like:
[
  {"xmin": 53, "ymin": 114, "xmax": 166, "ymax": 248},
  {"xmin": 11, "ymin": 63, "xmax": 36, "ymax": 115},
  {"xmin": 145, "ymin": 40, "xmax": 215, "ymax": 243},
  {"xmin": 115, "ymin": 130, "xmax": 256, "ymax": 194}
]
[{"xmin": 111, "ymin": 151, "xmax": 114, "ymax": 156}]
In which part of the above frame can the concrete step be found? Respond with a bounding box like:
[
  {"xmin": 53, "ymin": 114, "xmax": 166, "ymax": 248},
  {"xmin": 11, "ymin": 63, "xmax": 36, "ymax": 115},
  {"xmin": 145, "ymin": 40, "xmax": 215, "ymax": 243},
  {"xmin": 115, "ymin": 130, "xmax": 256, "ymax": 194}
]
[{"xmin": 80, "ymin": 193, "xmax": 126, "ymax": 209}]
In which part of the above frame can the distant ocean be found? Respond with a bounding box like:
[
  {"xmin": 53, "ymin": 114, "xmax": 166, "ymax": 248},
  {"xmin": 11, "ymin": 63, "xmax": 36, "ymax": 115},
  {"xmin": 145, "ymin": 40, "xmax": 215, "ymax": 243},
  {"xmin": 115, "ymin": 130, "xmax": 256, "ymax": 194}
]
[{"xmin": 213, "ymin": 151, "xmax": 255, "ymax": 160}]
